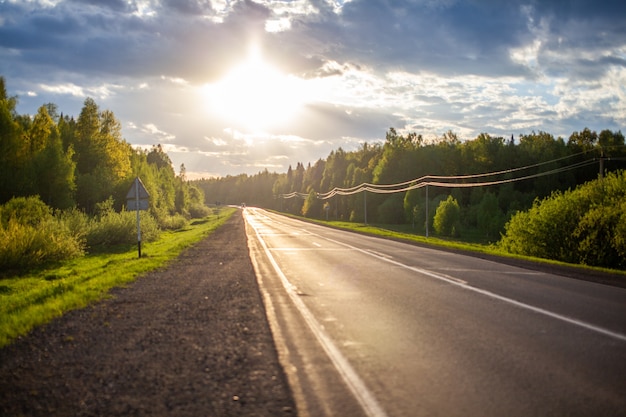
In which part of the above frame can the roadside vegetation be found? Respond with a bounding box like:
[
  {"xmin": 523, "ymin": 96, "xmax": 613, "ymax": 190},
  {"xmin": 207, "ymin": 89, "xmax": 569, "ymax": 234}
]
[
  {"xmin": 0, "ymin": 76, "xmax": 225, "ymax": 346},
  {"xmin": 0, "ymin": 207, "xmax": 235, "ymax": 347}
]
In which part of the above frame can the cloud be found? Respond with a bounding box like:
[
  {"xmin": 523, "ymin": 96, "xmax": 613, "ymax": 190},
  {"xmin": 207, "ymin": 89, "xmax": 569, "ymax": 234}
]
[{"xmin": 1, "ymin": 0, "xmax": 625, "ymax": 178}]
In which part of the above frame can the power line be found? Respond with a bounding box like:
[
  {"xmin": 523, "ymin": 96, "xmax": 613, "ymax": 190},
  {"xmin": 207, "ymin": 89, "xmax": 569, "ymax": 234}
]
[{"xmin": 280, "ymin": 154, "xmax": 600, "ymax": 200}]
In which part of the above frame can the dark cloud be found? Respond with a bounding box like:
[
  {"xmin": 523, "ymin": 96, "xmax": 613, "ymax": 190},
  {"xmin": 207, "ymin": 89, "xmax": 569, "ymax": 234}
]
[
  {"xmin": 68, "ymin": 0, "xmax": 132, "ymax": 13},
  {"xmin": 2, "ymin": 0, "xmax": 624, "ymax": 85},
  {"xmin": 1, "ymin": 0, "xmax": 624, "ymax": 177},
  {"xmin": 161, "ymin": 0, "xmax": 213, "ymax": 15}
]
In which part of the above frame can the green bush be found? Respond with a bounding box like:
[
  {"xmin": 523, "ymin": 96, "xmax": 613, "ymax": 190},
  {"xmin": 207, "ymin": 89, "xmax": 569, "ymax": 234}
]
[
  {"xmin": 157, "ymin": 213, "xmax": 188, "ymax": 230},
  {"xmin": 188, "ymin": 203, "xmax": 212, "ymax": 219},
  {"xmin": 433, "ymin": 195, "xmax": 461, "ymax": 237},
  {"xmin": 0, "ymin": 196, "xmax": 52, "ymax": 227},
  {"xmin": 377, "ymin": 194, "xmax": 405, "ymax": 224},
  {"xmin": 0, "ymin": 217, "xmax": 85, "ymax": 271},
  {"xmin": 499, "ymin": 170, "xmax": 626, "ymax": 268},
  {"xmin": 86, "ymin": 210, "xmax": 160, "ymax": 247},
  {"xmin": 57, "ymin": 208, "xmax": 90, "ymax": 240}
]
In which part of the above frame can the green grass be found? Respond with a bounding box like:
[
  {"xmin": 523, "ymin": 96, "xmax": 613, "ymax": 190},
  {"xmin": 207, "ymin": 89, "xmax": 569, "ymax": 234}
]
[
  {"xmin": 0, "ymin": 208, "xmax": 236, "ymax": 348},
  {"xmin": 319, "ymin": 220, "xmax": 498, "ymax": 254},
  {"xmin": 283, "ymin": 213, "xmax": 626, "ymax": 278}
]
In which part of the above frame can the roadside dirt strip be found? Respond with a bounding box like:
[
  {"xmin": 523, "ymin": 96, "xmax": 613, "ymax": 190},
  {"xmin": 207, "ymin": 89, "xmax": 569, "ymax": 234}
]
[{"xmin": 0, "ymin": 212, "xmax": 296, "ymax": 417}]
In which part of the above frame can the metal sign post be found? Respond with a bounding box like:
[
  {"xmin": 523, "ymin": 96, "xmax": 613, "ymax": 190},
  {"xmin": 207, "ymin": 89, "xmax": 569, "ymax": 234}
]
[{"xmin": 126, "ymin": 177, "xmax": 150, "ymax": 258}]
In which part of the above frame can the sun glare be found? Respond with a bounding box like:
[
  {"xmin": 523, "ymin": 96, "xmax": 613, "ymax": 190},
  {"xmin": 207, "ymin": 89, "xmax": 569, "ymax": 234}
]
[{"xmin": 203, "ymin": 47, "xmax": 307, "ymax": 131}]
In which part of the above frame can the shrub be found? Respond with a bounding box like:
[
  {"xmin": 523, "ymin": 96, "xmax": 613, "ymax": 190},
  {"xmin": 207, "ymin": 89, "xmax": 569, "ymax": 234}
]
[
  {"xmin": 86, "ymin": 210, "xmax": 160, "ymax": 247},
  {"xmin": 476, "ymin": 192, "xmax": 506, "ymax": 240},
  {"xmin": 499, "ymin": 170, "xmax": 626, "ymax": 268},
  {"xmin": 433, "ymin": 195, "xmax": 461, "ymax": 237},
  {"xmin": 157, "ymin": 213, "xmax": 188, "ymax": 230},
  {"xmin": 0, "ymin": 217, "xmax": 85, "ymax": 271},
  {"xmin": 0, "ymin": 196, "xmax": 52, "ymax": 227},
  {"xmin": 377, "ymin": 194, "xmax": 405, "ymax": 224},
  {"xmin": 188, "ymin": 203, "xmax": 212, "ymax": 219}
]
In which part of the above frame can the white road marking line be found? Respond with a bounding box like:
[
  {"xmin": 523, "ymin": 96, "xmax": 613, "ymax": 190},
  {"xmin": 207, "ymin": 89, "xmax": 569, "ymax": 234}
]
[
  {"xmin": 246, "ymin": 212, "xmax": 389, "ymax": 417},
  {"xmin": 312, "ymin": 242, "xmax": 322, "ymax": 247},
  {"xmin": 320, "ymin": 236, "xmax": 626, "ymax": 343},
  {"xmin": 264, "ymin": 213, "xmax": 626, "ymax": 341}
]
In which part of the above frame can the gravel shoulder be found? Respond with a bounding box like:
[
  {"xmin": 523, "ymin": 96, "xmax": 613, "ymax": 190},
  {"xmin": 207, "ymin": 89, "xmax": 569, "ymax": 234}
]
[{"xmin": 0, "ymin": 211, "xmax": 296, "ymax": 416}]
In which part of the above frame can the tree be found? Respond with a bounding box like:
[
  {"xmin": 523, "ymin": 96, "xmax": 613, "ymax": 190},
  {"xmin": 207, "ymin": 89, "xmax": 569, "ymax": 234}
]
[
  {"xmin": 73, "ymin": 98, "xmax": 132, "ymax": 212},
  {"xmin": 476, "ymin": 192, "xmax": 505, "ymax": 240},
  {"xmin": 301, "ymin": 190, "xmax": 320, "ymax": 218},
  {"xmin": 147, "ymin": 144, "xmax": 174, "ymax": 173},
  {"xmin": 34, "ymin": 124, "xmax": 76, "ymax": 209},
  {"xmin": 433, "ymin": 195, "xmax": 460, "ymax": 237},
  {"xmin": 0, "ymin": 77, "xmax": 26, "ymax": 202}
]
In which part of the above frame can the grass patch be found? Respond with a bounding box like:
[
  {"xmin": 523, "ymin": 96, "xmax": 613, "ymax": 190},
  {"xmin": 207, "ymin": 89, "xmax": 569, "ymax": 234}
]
[
  {"xmin": 322, "ymin": 220, "xmax": 496, "ymax": 253},
  {"xmin": 283, "ymin": 213, "xmax": 626, "ymax": 279},
  {"xmin": 0, "ymin": 208, "xmax": 236, "ymax": 348}
]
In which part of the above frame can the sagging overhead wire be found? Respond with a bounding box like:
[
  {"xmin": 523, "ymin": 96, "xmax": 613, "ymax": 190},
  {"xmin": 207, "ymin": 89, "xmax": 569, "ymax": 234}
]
[{"xmin": 280, "ymin": 152, "xmax": 601, "ymax": 200}]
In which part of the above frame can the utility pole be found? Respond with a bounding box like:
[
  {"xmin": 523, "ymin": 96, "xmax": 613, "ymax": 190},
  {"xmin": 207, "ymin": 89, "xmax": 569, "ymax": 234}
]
[
  {"xmin": 425, "ymin": 184, "xmax": 429, "ymax": 238},
  {"xmin": 600, "ymin": 149, "xmax": 605, "ymax": 179},
  {"xmin": 363, "ymin": 188, "xmax": 368, "ymax": 225}
]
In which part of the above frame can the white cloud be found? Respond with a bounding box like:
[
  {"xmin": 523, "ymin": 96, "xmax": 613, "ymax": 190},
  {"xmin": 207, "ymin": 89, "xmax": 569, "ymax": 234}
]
[
  {"xmin": 142, "ymin": 123, "xmax": 176, "ymax": 142},
  {"xmin": 265, "ymin": 17, "xmax": 291, "ymax": 32},
  {"xmin": 3, "ymin": 0, "xmax": 625, "ymax": 179}
]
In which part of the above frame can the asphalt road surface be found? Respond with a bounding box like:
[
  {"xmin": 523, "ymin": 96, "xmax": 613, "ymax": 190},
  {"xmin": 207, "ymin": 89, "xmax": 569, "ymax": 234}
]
[{"xmin": 244, "ymin": 208, "xmax": 626, "ymax": 417}]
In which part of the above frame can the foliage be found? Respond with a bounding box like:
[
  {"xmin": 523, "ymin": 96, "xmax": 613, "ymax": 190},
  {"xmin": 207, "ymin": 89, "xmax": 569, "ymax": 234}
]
[
  {"xmin": 0, "ymin": 77, "xmax": 209, "ymax": 227},
  {"xmin": 0, "ymin": 197, "xmax": 84, "ymax": 271},
  {"xmin": 0, "ymin": 208, "xmax": 236, "ymax": 347},
  {"xmin": 156, "ymin": 213, "xmax": 188, "ymax": 231},
  {"xmin": 499, "ymin": 171, "xmax": 626, "ymax": 268},
  {"xmin": 87, "ymin": 207, "xmax": 160, "ymax": 247},
  {"xmin": 475, "ymin": 192, "xmax": 506, "ymax": 241},
  {"xmin": 302, "ymin": 190, "xmax": 320, "ymax": 218},
  {"xmin": 433, "ymin": 195, "xmax": 461, "ymax": 237},
  {"xmin": 377, "ymin": 193, "xmax": 404, "ymax": 224},
  {"xmin": 0, "ymin": 196, "xmax": 52, "ymax": 227}
]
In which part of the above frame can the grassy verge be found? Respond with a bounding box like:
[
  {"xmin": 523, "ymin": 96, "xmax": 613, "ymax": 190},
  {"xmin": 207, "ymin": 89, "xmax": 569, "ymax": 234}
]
[
  {"xmin": 280, "ymin": 213, "xmax": 626, "ymax": 282},
  {"xmin": 0, "ymin": 208, "xmax": 237, "ymax": 348}
]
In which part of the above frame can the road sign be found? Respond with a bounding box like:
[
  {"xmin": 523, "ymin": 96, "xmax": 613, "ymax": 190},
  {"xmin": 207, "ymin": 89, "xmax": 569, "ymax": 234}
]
[
  {"xmin": 126, "ymin": 177, "xmax": 150, "ymax": 258},
  {"xmin": 126, "ymin": 177, "xmax": 150, "ymax": 200},
  {"xmin": 127, "ymin": 199, "xmax": 150, "ymax": 211}
]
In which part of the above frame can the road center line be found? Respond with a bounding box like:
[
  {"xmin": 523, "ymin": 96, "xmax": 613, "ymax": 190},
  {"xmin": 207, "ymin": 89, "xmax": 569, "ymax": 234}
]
[
  {"xmin": 315, "ymin": 234, "xmax": 626, "ymax": 343},
  {"xmin": 246, "ymin": 212, "xmax": 389, "ymax": 417}
]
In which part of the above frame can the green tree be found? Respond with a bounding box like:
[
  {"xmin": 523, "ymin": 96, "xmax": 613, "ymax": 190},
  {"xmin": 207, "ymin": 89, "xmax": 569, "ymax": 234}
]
[
  {"xmin": 0, "ymin": 77, "xmax": 26, "ymax": 202},
  {"xmin": 301, "ymin": 190, "xmax": 320, "ymax": 218},
  {"xmin": 73, "ymin": 98, "xmax": 132, "ymax": 212},
  {"xmin": 476, "ymin": 192, "xmax": 505, "ymax": 240},
  {"xmin": 499, "ymin": 170, "xmax": 626, "ymax": 268},
  {"xmin": 433, "ymin": 195, "xmax": 461, "ymax": 237},
  {"xmin": 34, "ymin": 124, "xmax": 76, "ymax": 209}
]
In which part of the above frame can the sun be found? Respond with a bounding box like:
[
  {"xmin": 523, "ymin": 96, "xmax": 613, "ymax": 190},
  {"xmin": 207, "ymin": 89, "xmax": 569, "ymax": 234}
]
[{"xmin": 203, "ymin": 46, "xmax": 306, "ymax": 131}]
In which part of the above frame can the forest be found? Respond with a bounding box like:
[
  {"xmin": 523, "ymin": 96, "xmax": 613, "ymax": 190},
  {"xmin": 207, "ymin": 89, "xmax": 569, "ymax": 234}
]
[
  {"xmin": 0, "ymin": 77, "xmax": 209, "ymax": 271},
  {"xmin": 196, "ymin": 128, "xmax": 626, "ymax": 269}
]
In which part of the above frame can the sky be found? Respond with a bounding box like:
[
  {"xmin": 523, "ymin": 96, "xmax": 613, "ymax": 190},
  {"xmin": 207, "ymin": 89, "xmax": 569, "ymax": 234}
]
[{"xmin": 1, "ymin": 0, "xmax": 625, "ymax": 179}]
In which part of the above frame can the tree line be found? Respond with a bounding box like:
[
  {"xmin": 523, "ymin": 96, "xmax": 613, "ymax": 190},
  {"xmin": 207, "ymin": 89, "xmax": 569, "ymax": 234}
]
[
  {"xmin": 197, "ymin": 127, "xmax": 625, "ymax": 229},
  {"xmin": 0, "ymin": 76, "xmax": 210, "ymax": 271},
  {"xmin": 195, "ymin": 125, "xmax": 626, "ymax": 269},
  {"xmin": 0, "ymin": 77, "xmax": 206, "ymax": 222}
]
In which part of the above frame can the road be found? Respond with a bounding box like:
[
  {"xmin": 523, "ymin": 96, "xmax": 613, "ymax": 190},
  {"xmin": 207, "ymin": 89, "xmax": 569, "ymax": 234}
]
[{"xmin": 244, "ymin": 208, "xmax": 626, "ymax": 417}]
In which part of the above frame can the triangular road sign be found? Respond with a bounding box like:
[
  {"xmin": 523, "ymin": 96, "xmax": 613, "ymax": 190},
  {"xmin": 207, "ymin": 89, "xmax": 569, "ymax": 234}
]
[{"xmin": 126, "ymin": 177, "xmax": 150, "ymax": 200}]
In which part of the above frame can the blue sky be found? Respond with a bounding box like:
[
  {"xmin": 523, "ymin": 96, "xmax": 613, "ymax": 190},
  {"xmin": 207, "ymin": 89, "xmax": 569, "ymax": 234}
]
[{"xmin": 1, "ymin": 0, "xmax": 625, "ymax": 178}]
